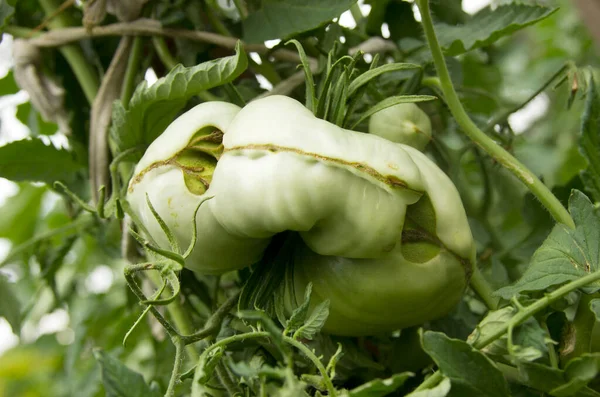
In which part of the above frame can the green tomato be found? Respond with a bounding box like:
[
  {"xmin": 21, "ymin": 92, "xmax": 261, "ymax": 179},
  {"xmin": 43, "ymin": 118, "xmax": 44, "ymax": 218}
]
[
  {"xmin": 127, "ymin": 95, "xmax": 474, "ymax": 335},
  {"xmin": 369, "ymin": 102, "xmax": 432, "ymax": 150}
]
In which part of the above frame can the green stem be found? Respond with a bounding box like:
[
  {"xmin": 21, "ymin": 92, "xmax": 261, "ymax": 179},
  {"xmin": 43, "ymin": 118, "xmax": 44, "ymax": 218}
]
[
  {"xmin": 37, "ymin": 0, "xmax": 99, "ymax": 104},
  {"xmin": 470, "ymin": 267, "xmax": 499, "ymax": 310},
  {"xmin": 416, "ymin": 0, "xmax": 574, "ymax": 230},
  {"xmin": 414, "ymin": 270, "xmax": 600, "ymax": 392},
  {"xmin": 165, "ymin": 338, "xmax": 186, "ymax": 397},
  {"xmin": 4, "ymin": 25, "xmax": 36, "ymax": 37},
  {"xmin": 152, "ymin": 36, "xmax": 178, "ymax": 70},
  {"xmin": 146, "ymin": 271, "xmax": 199, "ymax": 362},
  {"xmin": 350, "ymin": 3, "xmax": 364, "ymax": 27},
  {"xmin": 121, "ymin": 36, "xmax": 144, "ymax": 107},
  {"xmin": 475, "ymin": 272, "xmax": 600, "ymax": 349},
  {"xmin": 484, "ymin": 64, "xmax": 572, "ymax": 133},
  {"xmin": 194, "ymin": 331, "xmax": 337, "ymax": 396},
  {"xmin": 285, "ymin": 336, "xmax": 337, "ymax": 396},
  {"xmin": 232, "ymin": 0, "xmax": 248, "ymax": 19}
]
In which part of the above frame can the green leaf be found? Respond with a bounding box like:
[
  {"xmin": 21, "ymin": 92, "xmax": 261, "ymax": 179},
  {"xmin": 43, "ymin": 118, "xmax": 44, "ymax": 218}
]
[
  {"xmin": 94, "ymin": 349, "xmax": 161, "ymax": 397},
  {"xmin": 0, "ymin": 0, "xmax": 16, "ymax": 40},
  {"xmin": 0, "ymin": 183, "xmax": 45, "ymax": 244},
  {"xmin": 406, "ymin": 377, "xmax": 451, "ymax": 397},
  {"xmin": 293, "ymin": 299, "xmax": 330, "ymax": 340},
  {"xmin": 0, "ymin": 139, "xmax": 83, "ymax": 184},
  {"xmin": 349, "ymin": 372, "xmax": 413, "ymax": 397},
  {"xmin": 496, "ymin": 191, "xmax": 600, "ymax": 299},
  {"xmin": 0, "ymin": 70, "xmax": 19, "ymax": 95},
  {"xmin": 0, "ymin": 273, "xmax": 21, "ymax": 332},
  {"xmin": 347, "ymin": 63, "xmax": 420, "ymax": 97},
  {"xmin": 285, "ymin": 39, "xmax": 316, "ymax": 113},
  {"xmin": 551, "ymin": 354, "xmax": 600, "ymax": 397},
  {"xmin": 436, "ymin": 4, "xmax": 558, "ymax": 56},
  {"xmin": 421, "ymin": 331, "xmax": 510, "ymax": 397},
  {"xmin": 16, "ymin": 102, "xmax": 59, "ymax": 136},
  {"xmin": 109, "ymin": 42, "xmax": 247, "ymax": 155},
  {"xmin": 350, "ymin": 95, "xmax": 436, "ymax": 129},
  {"xmin": 578, "ymin": 80, "xmax": 600, "ymax": 202},
  {"xmin": 243, "ymin": 0, "xmax": 356, "ymax": 43},
  {"xmin": 286, "ymin": 282, "xmax": 313, "ymax": 333}
]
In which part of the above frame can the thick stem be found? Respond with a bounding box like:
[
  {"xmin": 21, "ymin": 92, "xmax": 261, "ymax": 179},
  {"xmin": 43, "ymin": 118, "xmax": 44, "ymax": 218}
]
[
  {"xmin": 470, "ymin": 267, "xmax": 499, "ymax": 310},
  {"xmin": 416, "ymin": 0, "xmax": 574, "ymax": 230},
  {"xmin": 37, "ymin": 0, "xmax": 99, "ymax": 104}
]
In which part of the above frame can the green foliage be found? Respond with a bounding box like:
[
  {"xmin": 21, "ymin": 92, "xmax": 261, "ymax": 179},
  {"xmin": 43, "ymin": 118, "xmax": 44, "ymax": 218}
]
[
  {"xmin": 110, "ymin": 42, "xmax": 248, "ymax": 156},
  {"xmin": 243, "ymin": 0, "xmax": 356, "ymax": 43},
  {"xmin": 0, "ymin": 139, "xmax": 83, "ymax": 185},
  {"xmin": 579, "ymin": 80, "xmax": 600, "ymax": 202},
  {"xmin": 94, "ymin": 350, "xmax": 162, "ymax": 397},
  {"xmin": 421, "ymin": 331, "xmax": 511, "ymax": 397},
  {"xmin": 496, "ymin": 191, "xmax": 600, "ymax": 298},
  {"xmin": 436, "ymin": 4, "xmax": 558, "ymax": 56},
  {"xmin": 0, "ymin": 273, "xmax": 21, "ymax": 332}
]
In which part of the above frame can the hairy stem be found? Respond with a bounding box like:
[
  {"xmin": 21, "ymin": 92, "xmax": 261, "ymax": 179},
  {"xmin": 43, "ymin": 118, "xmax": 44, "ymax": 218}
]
[
  {"xmin": 38, "ymin": 0, "xmax": 99, "ymax": 104},
  {"xmin": 165, "ymin": 338, "xmax": 186, "ymax": 397},
  {"xmin": 416, "ymin": 0, "xmax": 574, "ymax": 229}
]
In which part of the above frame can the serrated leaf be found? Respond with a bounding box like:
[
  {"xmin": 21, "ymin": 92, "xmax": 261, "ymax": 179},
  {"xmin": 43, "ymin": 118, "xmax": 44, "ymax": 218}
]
[
  {"xmin": 436, "ymin": 4, "xmax": 558, "ymax": 56},
  {"xmin": 349, "ymin": 372, "xmax": 413, "ymax": 397},
  {"xmin": 0, "ymin": 139, "xmax": 83, "ymax": 184},
  {"xmin": 406, "ymin": 377, "xmax": 451, "ymax": 397},
  {"xmin": 496, "ymin": 191, "xmax": 600, "ymax": 299},
  {"xmin": 293, "ymin": 299, "xmax": 330, "ymax": 340},
  {"xmin": 94, "ymin": 349, "xmax": 161, "ymax": 397},
  {"xmin": 578, "ymin": 79, "xmax": 600, "ymax": 202},
  {"xmin": 109, "ymin": 42, "xmax": 247, "ymax": 155},
  {"xmin": 243, "ymin": 0, "xmax": 356, "ymax": 43},
  {"xmin": 421, "ymin": 331, "xmax": 510, "ymax": 397},
  {"xmin": 0, "ymin": 273, "xmax": 21, "ymax": 332},
  {"xmin": 286, "ymin": 283, "xmax": 313, "ymax": 333},
  {"xmin": 0, "ymin": 70, "xmax": 19, "ymax": 95}
]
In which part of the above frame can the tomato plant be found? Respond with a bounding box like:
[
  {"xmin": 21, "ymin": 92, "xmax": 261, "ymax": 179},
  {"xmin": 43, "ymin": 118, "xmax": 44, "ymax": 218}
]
[{"xmin": 0, "ymin": 0, "xmax": 600, "ymax": 396}]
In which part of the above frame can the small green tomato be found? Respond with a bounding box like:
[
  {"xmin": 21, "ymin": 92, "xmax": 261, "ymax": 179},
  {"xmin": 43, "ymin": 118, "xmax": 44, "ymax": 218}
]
[{"xmin": 369, "ymin": 102, "xmax": 432, "ymax": 150}]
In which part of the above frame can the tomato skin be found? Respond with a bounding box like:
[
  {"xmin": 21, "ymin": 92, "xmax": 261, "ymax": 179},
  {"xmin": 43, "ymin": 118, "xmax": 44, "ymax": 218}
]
[
  {"xmin": 127, "ymin": 95, "xmax": 474, "ymax": 335},
  {"xmin": 369, "ymin": 102, "xmax": 432, "ymax": 150}
]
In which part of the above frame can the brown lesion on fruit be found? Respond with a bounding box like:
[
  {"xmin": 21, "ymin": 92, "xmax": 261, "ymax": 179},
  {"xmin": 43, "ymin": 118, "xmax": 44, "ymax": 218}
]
[
  {"xmin": 224, "ymin": 144, "xmax": 424, "ymax": 194},
  {"xmin": 128, "ymin": 126, "xmax": 223, "ymax": 194}
]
